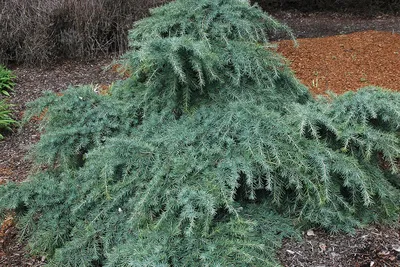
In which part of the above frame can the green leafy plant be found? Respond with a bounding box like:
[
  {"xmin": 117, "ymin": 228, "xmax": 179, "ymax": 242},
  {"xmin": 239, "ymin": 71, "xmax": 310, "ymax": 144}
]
[
  {"xmin": 0, "ymin": 65, "xmax": 16, "ymax": 96},
  {"xmin": 0, "ymin": 100, "xmax": 16, "ymax": 140},
  {"xmin": 0, "ymin": 0, "xmax": 399, "ymax": 266}
]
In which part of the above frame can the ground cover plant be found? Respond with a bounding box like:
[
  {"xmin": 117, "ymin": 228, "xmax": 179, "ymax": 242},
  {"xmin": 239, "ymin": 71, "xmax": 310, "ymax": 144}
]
[
  {"xmin": 0, "ymin": 0, "xmax": 399, "ymax": 266},
  {"xmin": 0, "ymin": 100, "xmax": 16, "ymax": 140},
  {"xmin": 0, "ymin": 65, "xmax": 15, "ymax": 96},
  {"xmin": 0, "ymin": 65, "xmax": 16, "ymax": 139}
]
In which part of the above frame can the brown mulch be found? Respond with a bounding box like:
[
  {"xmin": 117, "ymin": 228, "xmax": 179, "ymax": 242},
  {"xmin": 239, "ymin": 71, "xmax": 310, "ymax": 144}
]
[
  {"xmin": 1, "ymin": 11, "xmax": 400, "ymax": 267},
  {"xmin": 278, "ymin": 30, "xmax": 400, "ymax": 95}
]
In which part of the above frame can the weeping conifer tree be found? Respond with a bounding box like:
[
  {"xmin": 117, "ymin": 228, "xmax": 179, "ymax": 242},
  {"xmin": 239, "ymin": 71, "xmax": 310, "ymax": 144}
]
[{"xmin": 1, "ymin": 0, "xmax": 400, "ymax": 266}]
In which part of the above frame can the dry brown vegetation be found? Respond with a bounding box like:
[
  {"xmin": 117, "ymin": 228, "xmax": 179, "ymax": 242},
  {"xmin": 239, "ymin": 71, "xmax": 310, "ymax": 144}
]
[
  {"xmin": 0, "ymin": 0, "xmax": 168, "ymax": 65},
  {"xmin": 1, "ymin": 0, "xmax": 399, "ymax": 65}
]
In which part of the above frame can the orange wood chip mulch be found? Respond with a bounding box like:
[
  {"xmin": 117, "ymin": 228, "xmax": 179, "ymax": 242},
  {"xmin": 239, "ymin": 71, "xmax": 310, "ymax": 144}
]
[
  {"xmin": 278, "ymin": 30, "xmax": 400, "ymax": 95},
  {"xmin": 0, "ymin": 214, "xmax": 15, "ymax": 257}
]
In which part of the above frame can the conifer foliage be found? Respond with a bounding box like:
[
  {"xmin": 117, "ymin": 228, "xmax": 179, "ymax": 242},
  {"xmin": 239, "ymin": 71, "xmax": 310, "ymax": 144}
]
[{"xmin": 1, "ymin": 0, "xmax": 400, "ymax": 266}]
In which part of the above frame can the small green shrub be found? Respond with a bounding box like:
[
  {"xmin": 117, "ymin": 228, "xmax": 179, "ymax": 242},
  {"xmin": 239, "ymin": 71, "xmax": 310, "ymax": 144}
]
[
  {"xmin": 0, "ymin": 65, "xmax": 16, "ymax": 96},
  {"xmin": 0, "ymin": 0, "xmax": 399, "ymax": 266},
  {"xmin": 0, "ymin": 100, "xmax": 16, "ymax": 140}
]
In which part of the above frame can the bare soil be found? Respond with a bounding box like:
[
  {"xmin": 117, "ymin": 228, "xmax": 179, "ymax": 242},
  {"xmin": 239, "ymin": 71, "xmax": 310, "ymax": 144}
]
[
  {"xmin": 279, "ymin": 225, "xmax": 400, "ymax": 267},
  {"xmin": 272, "ymin": 11, "xmax": 400, "ymax": 39},
  {"xmin": 1, "ymin": 11, "xmax": 400, "ymax": 267}
]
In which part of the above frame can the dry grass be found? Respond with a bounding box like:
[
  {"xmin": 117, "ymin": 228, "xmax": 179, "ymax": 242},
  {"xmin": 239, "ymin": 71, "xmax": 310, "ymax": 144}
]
[{"xmin": 0, "ymin": 0, "xmax": 169, "ymax": 65}]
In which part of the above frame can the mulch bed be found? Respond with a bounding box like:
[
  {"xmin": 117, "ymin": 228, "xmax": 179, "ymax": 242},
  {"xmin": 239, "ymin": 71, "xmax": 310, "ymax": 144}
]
[
  {"xmin": 1, "ymin": 11, "xmax": 400, "ymax": 267},
  {"xmin": 278, "ymin": 30, "xmax": 400, "ymax": 95}
]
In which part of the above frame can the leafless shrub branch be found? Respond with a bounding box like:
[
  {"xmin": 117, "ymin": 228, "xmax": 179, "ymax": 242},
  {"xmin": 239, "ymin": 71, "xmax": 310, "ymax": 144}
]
[{"xmin": 0, "ymin": 0, "xmax": 170, "ymax": 65}]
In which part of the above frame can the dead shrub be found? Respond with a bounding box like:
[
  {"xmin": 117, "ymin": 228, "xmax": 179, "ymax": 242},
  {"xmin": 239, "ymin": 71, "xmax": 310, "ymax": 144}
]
[{"xmin": 0, "ymin": 0, "xmax": 170, "ymax": 65}]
